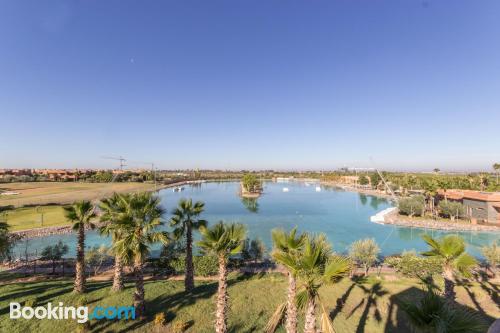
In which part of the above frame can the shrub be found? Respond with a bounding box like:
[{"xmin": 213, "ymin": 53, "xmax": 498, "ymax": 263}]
[
  {"xmin": 398, "ymin": 196, "xmax": 425, "ymax": 217},
  {"xmin": 158, "ymin": 240, "xmax": 186, "ymax": 274},
  {"xmin": 349, "ymin": 238, "xmax": 380, "ymax": 276},
  {"xmin": 241, "ymin": 238, "xmax": 266, "ymax": 262},
  {"xmin": 171, "ymin": 253, "xmax": 219, "ymax": 277},
  {"xmin": 40, "ymin": 241, "xmax": 69, "ymax": 274},
  {"xmin": 482, "ymin": 242, "xmax": 500, "ymax": 276},
  {"xmin": 358, "ymin": 175, "xmax": 369, "ymax": 185},
  {"xmin": 384, "ymin": 250, "xmax": 442, "ymax": 278},
  {"xmin": 85, "ymin": 245, "xmax": 111, "ymax": 276},
  {"xmin": 154, "ymin": 312, "xmax": 166, "ymax": 326},
  {"xmin": 193, "ymin": 254, "xmax": 219, "ymax": 276},
  {"xmin": 370, "ymin": 173, "xmax": 382, "ymax": 189},
  {"xmin": 438, "ymin": 201, "xmax": 464, "ymax": 220}
]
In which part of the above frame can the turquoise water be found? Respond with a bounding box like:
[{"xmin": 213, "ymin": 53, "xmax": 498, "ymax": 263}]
[{"xmin": 13, "ymin": 182, "xmax": 499, "ymax": 259}]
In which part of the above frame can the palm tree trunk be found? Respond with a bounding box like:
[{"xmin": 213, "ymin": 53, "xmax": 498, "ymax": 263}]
[
  {"xmin": 215, "ymin": 255, "xmax": 228, "ymax": 333},
  {"xmin": 185, "ymin": 225, "xmax": 194, "ymax": 291},
  {"xmin": 133, "ymin": 259, "xmax": 146, "ymax": 318},
  {"xmin": 443, "ymin": 268, "xmax": 456, "ymax": 301},
  {"xmin": 112, "ymin": 254, "xmax": 124, "ymax": 292},
  {"xmin": 304, "ymin": 296, "xmax": 316, "ymax": 333},
  {"xmin": 285, "ymin": 272, "xmax": 297, "ymax": 333},
  {"xmin": 74, "ymin": 224, "xmax": 85, "ymax": 293}
]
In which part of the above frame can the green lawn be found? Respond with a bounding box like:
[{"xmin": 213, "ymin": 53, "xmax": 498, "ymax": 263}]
[
  {"xmin": 1, "ymin": 206, "xmax": 68, "ymax": 232},
  {"xmin": 0, "ymin": 273, "xmax": 497, "ymax": 332},
  {"xmin": 0, "ymin": 182, "xmax": 157, "ymax": 208}
]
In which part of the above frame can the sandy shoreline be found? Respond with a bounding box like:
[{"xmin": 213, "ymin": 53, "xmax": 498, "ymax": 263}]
[
  {"xmin": 372, "ymin": 206, "xmax": 500, "ymax": 233},
  {"xmin": 320, "ymin": 181, "xmax": 394, "ymax": 200}
]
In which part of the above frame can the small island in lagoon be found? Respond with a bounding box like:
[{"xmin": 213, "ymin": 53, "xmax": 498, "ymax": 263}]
[{"xmin": 240, "ymin": 173, "xmax": 263, "ymax": 198}]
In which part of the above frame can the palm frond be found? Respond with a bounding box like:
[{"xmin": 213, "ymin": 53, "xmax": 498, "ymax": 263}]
[
  {"xmin": 454, "ymin": 253, "xmax": 477, "ymax": 278},
  {"xmin": 421, "ymin": 234, "xmax": 443, "ymax": 257},
  {"xmin": 319, "ymin": 300, "xmax": 336, "ymax": 333},
  {"xmin": 402, "ymin": 286, "xmax": 486, "ymax": 333},
  {"xmin": 264, "ymin": 302, "xmax": 287, "ymax": 333},
  {"xmin": 324, "ymin": 256, "xmax": 352, "ymax": 283},
  {"xmin": 295, "ymin": 288, "xmax": 309, "ymax": 310}
]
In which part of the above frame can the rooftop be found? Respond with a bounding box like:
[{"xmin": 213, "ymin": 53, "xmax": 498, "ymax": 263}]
[{"xmin": 438, "ymin": 189, "xmax": 500, "ymax": 202}]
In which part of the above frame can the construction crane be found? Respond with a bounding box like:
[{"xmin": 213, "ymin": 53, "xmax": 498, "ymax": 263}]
[
  {"xmin": 101, "ymin": 155, "xmax": 127, "ymax": 170},
  {"xmin": 369, "ymin": 157, "xmax": 398, "ymax": 203}
]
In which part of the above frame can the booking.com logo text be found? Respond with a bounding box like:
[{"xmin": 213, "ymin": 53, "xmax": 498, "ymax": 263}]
[{"xmin": 10, "ymin": 302, "xmax": 135, "ymax": 323}]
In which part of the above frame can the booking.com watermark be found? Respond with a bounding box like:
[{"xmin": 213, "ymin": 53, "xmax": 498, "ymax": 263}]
[{"xmin": 10, "ymin": 302, "xmax": 135, "ymax": 323}]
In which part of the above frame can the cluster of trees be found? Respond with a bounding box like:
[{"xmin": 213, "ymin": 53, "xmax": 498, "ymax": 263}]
[
  {"xmin": 326, "ymin": 163, "xmax": 500, "ymax": 193},
  {"xmin": 398, "ymin": 195, "xmax": 468, "ymax": 221},
  {"xmin": 241, "ymin": 173, "xmax": 262, "ymax": 193},
  {"xmin": 266, "ymin": 232, "xmax": 487, "ymax": 333},
  {"xmin": 384, "ymin": 168, "xmax": 500, "ymax": 193},
  {"xmin": 0, "ymin": 170, "xmax": 159, "ymax": 184},
  {"xmin": 398, "ymin": 196, "xmax": 426, "ymax": 217},
  {"xmin": 4, "ymin": 194, "xmax": 498, "ymax": 333}
]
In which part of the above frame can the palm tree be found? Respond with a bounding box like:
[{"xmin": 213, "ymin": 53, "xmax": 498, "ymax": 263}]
[
  {"xmin": 112, "ymin": 192, "xmax": 169, "ymax": 317},
  {"xmin": 99, "ymin": 193, "xmax": 127, "ymax": 292},
  {"xmin": 270, "ymin": 227, "xmax": 306, "ymax": 333},
  {"xmin": 437, "ymin": 179, "xmax": 450, "ymax": 201},
  {"xmin": 402, "ymin": 284, "xmax": 486, "ymax": 333},
  {"xmin": 423, "ymin": 180, "xmax": 438, "ymax": 217},
  {"xmin": 421, "ymin": 235, "xmax": 477, "ymax": 301},
  {"xmin": 197, "ymin": 222, "xmax": 247, "ymax": 333},
  {"xmin": 64, "ymin": 200, "xmax": 96, "ymax": 293},
  {"xmin": 277, "ymin": 235, "xmax": 351, "ymax": 333},
  {"xmin": 477, "ymin": 173, "xmax": 489, "ymax": 191},
  {"xmin": 170, "ymin": 198, "xmax": 207, "ymax": 292},
  {"xmin": 494, "ymin": 163, "xmax": 500, "ymax": 185}
]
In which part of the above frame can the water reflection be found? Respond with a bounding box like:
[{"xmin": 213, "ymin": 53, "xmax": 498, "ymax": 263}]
[
  {"xmin": 241, "ymin": 197, "xmax": 259, "ymax": 213},
  {"xmin": 370, "ymin": 196, "xmax": 388, "ymax": 210},
  {"xmin": 359, "ymin": 194, "xmax": 368, "ymax": 206}
]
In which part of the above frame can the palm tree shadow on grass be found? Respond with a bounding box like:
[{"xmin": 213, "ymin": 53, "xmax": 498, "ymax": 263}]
[
  {"xmin": 330, "ymin": 276, "xmax": 367, "ymax": 321},
  {"xmin": 89, "ymin": 274, "xmax": 254, "ymax": 332},
  {"xmin": 0, "ymin": 284, "xmax": 74, "ymax": 316},
  {"xmin": 354, "ymin": 282, "xmax": 388, "ymax": 333},
  {"xmin": 460, "ymin": 281, "xmax": 488, "ymax": 317},
  {"xmin": 229, "ymin": 323, "xmax": 258, "ymax": 333},
  {"xmin": 383, "ymin": 286, "xmax": 495, "ymax": 333},
  {"xmin": 478, "ymin": 279, "xmax": 499, "ymax": 306},
  {"xmin": 0, "ymin": 281, "xmax": 72, "ymax": 303},
  {"xmin": 88, "ymin": 279, "xmax": 215, "ymax": 333}
]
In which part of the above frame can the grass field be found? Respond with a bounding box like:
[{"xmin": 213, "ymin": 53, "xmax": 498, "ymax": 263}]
[
  {"xmin": 0, "ymin": 273, "xmax": 497, "ymax": 332},
  {"xmin": 0, "ymin": 206, "xmax": 67, "ymax": 232},
  {"xmin": 0, "ymin": 182, "xmax": 157, "ymax": 208}
]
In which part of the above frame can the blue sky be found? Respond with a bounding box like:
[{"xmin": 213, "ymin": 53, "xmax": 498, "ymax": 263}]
[{"xmin": 1, "ymin": 1, "xmax": 499, "ymax": 171}]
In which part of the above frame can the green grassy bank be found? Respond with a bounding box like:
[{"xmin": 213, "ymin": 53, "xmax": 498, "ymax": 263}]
[{"xmin": 0, "ymin": 273, "xmax": 497, "ymax": 333}]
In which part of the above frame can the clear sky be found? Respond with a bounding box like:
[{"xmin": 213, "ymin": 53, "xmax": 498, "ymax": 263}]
[{"xmin": 1, "ymin": 1, "xmax": 499, "ymax": 171}]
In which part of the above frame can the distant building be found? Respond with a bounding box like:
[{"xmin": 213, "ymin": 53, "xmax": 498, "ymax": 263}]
[
  {"xmin": 34, "ymin": 169, "xmax": 77, "ymax": 181},
  {"xmin": 437, "ymin": 189, "xmax": 500, "ymax": 224},
  {"xmin": 0, "ymin": 168, "xmax": 33, "ymax": 179}
]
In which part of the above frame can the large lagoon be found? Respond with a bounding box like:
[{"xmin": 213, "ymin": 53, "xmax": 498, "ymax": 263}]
[{"xmin": 14, "ymin": 181, "xmax": 498, "ymax": 258}]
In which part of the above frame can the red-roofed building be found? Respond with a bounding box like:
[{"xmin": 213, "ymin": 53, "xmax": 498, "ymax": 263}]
[{"xmin": 437, "ymin": 189, "xmax": 500, "ymax": 224}]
